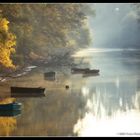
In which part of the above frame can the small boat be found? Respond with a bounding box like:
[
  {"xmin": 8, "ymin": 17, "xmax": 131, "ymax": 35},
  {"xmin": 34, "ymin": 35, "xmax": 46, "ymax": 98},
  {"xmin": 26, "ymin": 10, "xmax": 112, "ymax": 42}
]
[
  {"xmin": 83, "ymin": 69, "xmax": 99, "ymax": 74},
  {"xmin": 11, "ymin": 87, "xmax": 45, "ymax": 94},
  {"xmin": 44, "ymin": 71, "xmax": 55, "ymax": 77},
  {"xmin": 11, "ymin": 87, "xmax": 45, "ymax": 97},
  {"xmin": 71, "ymin": 68, "xmax": 90, "ymax": 73},
  {"xmin": 44, "ymin": 71, "xmax": 55, "ymax": 81},
  {"xmin": 0, "ymin": 110, "xmax": 21, "ymax": 117},
  {"xmin": 0, "ymin": 102, "xmax": 22, "ymax": 111}
]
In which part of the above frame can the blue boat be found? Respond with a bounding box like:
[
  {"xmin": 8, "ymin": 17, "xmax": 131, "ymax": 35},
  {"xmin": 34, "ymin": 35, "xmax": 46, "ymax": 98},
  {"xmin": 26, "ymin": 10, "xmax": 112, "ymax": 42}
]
[
  {"xmin": 0, "ymin": 102, "xmax": 22, "ymax": 111},
  {"xmin": 0, "ymin": 110, "xmax": 21, "ymax": 117}
]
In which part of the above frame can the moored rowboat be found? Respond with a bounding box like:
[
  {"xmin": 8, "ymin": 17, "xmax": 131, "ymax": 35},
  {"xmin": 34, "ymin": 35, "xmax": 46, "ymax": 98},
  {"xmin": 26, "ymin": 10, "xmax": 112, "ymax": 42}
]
[
  {"xmin": 83, "ymin": 69, "xmax": 99, "ymax": 74},
  {"xmin": 44, "ymin": 72, "xmax": 55, "ymax": 81},
  {"xmin": 0, "ymin": 109, "xmax": 21, "ymax": 117},
  {"xmin": 71, "ymin": 68, "xmax": 90, "ymax": 73},
  {"xmin": 11, "ymin": 86, "xmax": 45, "ymax": 97},
  {"xmin": 0, "ymin": 102, "xmax": 22, "ymax": 111},
  {"xmin": 11, "ymin": 87, "xmax": 45, "ymax": 94}
]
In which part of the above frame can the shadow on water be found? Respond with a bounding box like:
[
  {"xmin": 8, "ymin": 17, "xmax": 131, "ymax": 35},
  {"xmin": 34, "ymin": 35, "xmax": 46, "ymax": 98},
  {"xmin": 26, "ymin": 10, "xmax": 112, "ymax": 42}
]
[{"xmin": 82, "ymin": 73, "xmax": 100, "ymax": 78}]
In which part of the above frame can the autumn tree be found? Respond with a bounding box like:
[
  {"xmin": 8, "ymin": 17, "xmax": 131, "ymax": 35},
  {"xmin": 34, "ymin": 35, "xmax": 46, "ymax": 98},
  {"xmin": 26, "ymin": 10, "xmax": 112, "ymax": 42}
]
[
  {"xmin": 0, "ymin": 4, "xmax": 94, "ymax": 66},
  {"xmin": 0, "ymin": 17, "xmax": 16, "ymax": 69}
]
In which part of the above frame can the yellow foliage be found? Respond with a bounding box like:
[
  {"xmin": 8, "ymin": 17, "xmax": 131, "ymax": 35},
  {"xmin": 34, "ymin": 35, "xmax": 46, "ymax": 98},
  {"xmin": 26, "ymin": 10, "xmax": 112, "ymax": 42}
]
[
  {"xmin": 0, "ymin": 17, "xmax": 16, "ymax": 68},
  {"xmin": 0, "ymin": 98, "xmax": 17, "ymax": 136},
  {"xmin": 0, "ymin": 117, "xmax": 17, "ymax": 136},
  {"xmin": 0, "ymin": 18, "xmax": 9, "ymax": 32},
  {"xmin": 0, "ymin": 98, "xmax": 16, "ymax": 104}
]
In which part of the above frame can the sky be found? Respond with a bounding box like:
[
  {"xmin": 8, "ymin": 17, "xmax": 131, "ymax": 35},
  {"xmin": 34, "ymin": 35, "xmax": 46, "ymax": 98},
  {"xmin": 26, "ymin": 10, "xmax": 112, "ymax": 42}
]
[{"xmin": 88, "ymin": 3, "xmax": 140, "ymax": 48}]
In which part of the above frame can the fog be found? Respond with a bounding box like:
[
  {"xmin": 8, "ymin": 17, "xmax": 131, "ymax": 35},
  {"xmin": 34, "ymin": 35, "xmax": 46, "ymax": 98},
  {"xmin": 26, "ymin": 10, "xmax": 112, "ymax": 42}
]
[{"xmin": 89, "ymin": 3, "xmax": 140, "ymax": 48}]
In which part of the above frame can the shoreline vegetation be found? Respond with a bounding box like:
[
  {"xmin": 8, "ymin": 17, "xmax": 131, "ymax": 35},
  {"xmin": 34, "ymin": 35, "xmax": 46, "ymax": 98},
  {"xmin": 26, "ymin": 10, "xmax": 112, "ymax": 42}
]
[
  {"xmin": 0, "ymin": 4, "xmax": 95, "ymax": 81},
  {"xmin": 0, "ymin": 56, "xmax": 79, "ymax": 82}
]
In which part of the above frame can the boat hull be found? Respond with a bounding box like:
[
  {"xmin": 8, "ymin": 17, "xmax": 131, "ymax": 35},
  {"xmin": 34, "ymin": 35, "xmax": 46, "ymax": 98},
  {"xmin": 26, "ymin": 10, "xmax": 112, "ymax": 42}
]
[
  {"xmin": 11, "ymin": 87, "xmax": 45, "ymax": 97},
  {"xmin": 0, "ymin": 110, "xmax": 21, "ymax": 117},
  {"xmin": 11, "ymin": 93, "xmax": 45, "ymax": 97},
  {"xmin": 84, "ymin": 69, "xmax": 99, "ymax": 74},
  {"xmin": 11, "ymin": 87, "xmax": 45, "ymax": 93},
  {"xmin": 44, "ymin": 72, "xmax": 55, "ymax": 81},
  {"xmin": 71, "ymin": 68, "xmax": 89, "ymax": 73},
  {"xmin": 0, "ymin": 102, "xmax": 22, "ymax": 111}
]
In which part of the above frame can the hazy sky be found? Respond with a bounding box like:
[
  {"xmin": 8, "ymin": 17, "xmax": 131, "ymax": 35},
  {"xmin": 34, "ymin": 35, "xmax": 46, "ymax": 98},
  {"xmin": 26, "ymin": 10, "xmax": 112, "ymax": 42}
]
[{"xmin": 89, "ymin": 3, "xmax": 140, "ymax": 48}]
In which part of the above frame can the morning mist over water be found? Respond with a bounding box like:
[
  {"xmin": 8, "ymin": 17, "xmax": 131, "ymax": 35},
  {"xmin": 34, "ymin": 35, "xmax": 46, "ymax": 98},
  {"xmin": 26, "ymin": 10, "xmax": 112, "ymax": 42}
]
[
  {"xmin": 88, "ymin": 3, "xmax": 140, "ymax": 49},
  {"xmin": 0, "ymin": 3, "xmax": 140, "ymax": 137}
]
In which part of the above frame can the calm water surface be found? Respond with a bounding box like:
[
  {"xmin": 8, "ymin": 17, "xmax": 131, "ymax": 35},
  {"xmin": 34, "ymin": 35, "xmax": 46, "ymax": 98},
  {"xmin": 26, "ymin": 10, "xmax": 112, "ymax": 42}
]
[{"xmin": 0, "ymin": 48, "xmax": 140, "ymax": 136}]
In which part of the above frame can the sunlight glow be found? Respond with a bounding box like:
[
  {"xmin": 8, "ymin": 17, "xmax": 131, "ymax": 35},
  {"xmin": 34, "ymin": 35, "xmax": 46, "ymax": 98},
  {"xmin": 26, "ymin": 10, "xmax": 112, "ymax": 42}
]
[
  {"xmin": 115, "ymin": 77, "xmax": 120, "ymax": 88},
  {"xmin": 81, "ymin": 86, "xmax": 89, "ymax": 97},
  {"xmin": 72, "ymin": 48, "xmax": 140, "ymax": 58},
  {"xmin": 73, "ymin": 109, "xmax": 140, "ymax": 137},
  {"xmin": 73, "ymin": 87, "xmax": 140, "ymax": 137},
  {"xmin": 115, "ymin": 7, "xmax": 120, "ymax": 12}
]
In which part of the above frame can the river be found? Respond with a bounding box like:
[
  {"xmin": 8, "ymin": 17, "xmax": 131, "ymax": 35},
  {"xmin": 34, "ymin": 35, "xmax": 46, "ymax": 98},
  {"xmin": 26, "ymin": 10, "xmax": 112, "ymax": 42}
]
[{"xmin": 0, "ymin": 48, "xmax": 140, "ymax": 136}]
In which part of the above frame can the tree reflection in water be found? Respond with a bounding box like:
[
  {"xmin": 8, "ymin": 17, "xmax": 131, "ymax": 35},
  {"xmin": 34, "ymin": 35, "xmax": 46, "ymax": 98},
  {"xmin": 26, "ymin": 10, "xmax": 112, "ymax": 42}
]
[
  {"xmin": 7, "ymin": 66, "xmax": 89, "ymax": 136},
  {"xmin": 73, "ymin": 77, "xmax": 140, "ymax": 136},
  {"xmin": 0, "ymin": 117, "xmax": 17, "ymax": 136},
  {"xmin": 0, "ymin": 98, "xmax": 17, "ymax": 136}
]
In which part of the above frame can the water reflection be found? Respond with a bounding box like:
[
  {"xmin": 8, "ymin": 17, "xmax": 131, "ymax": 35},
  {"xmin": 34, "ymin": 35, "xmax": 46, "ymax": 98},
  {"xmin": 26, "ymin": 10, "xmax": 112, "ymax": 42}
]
[
  {"xmin": 82, "ymin": 73, "xmax": 99, "ymax": 78},
  {"xmin": 0, "ymin": 98, "xmax": 20, "ymax": 136},
  {"xmin": 73, "ymin": 49, "xmax": 140, "ymax": 136},
  {"xmin": 73, "ymin": 77, "xmax": 140, "ymax": 136},
  {"xmin": 0, "ymin": 110, "xmax": 21, "ymax": 117},
  {"xmin": 1, "ymin": 67, "xmax": 86, "ymax": 136},
  {"xmin": 0, "ymin": 98, "xmax": 16, "ymax": 104},
  {"xmin": 73, "ymin": 109, "xmax": 140, "ymax": 137},
  {"xmin": 0, "ymin": 117, "xmax": 17, "ymax": 136},
  {"xmin": 0, "ymin": 49, "xmax": 140, "ymax": 136}
]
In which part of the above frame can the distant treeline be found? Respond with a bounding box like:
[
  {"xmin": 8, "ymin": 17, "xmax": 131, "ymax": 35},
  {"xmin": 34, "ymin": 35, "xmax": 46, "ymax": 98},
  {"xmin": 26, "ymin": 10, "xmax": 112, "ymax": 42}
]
[{"xmin": 0, "ymin": 4, "xmax": 95, "ymax": 72}]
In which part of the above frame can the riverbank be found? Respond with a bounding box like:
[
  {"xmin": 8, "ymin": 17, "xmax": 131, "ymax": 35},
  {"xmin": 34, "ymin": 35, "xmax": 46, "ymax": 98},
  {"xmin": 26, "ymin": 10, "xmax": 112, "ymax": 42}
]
[
  {"xmin": 0, "ymin": 58, "xmax": 78, "ymax": 83},
  {"xmin": 0, "ymin": 65, "xmax": 38, "ymax": 82}
]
